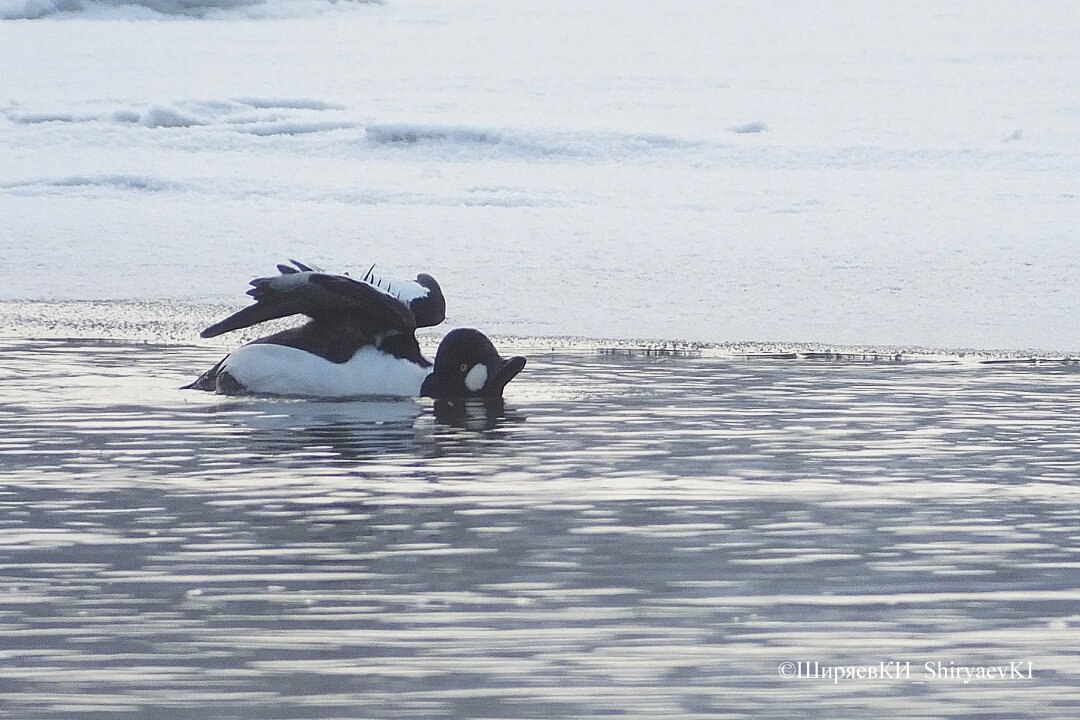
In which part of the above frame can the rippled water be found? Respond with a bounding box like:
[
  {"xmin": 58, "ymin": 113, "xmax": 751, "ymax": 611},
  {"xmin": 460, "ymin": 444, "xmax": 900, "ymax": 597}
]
[{"xmin": 1, "ymin": 338, "xmax": 1078, "ymax": 719}]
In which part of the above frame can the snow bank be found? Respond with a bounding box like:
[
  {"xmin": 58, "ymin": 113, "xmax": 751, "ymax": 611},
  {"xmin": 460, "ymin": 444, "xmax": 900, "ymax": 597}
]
[
  {"xmin": 2, "ymin": 0, "xmax": 1079, "ymax": 351},
  {"xmin": 728, "ymin": 121, "xmax": 768, "ymax": 134},
  {"xmin": 0, "ymin": 0, "xmax": 377, "ymax": 20},
  {"xmin": 4, "ymin": 97, "xmax": 358, "ymax": 135},
  {"xmin": 364, "ymin": 122, "xmax": 701, "ymax": 162},
  {"xmin": 139, "ymin": 105, "xmax": 206, "ymax": 128},
  {"xmin": 1, "ymin": 174, "xmax": 182, "ymax": 194},
  {"xmin": 365, "ymin": 123, "xmax": 503, "ymax": 148},
  {"xmin": 3, "ymin": 98, "xmax": 698, "ymax": 162}
]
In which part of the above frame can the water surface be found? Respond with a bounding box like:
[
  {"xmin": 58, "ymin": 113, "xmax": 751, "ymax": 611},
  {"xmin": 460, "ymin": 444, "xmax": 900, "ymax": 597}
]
[{"xmin": 1, "ymin": 338, "xmax": 1078, "ymax": 719}]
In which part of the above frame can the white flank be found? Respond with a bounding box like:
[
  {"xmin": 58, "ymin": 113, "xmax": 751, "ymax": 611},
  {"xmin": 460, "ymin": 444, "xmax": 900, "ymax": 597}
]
[{"xmin": 221, "ymin": 343, "xmax": 430, "ymax": 398}]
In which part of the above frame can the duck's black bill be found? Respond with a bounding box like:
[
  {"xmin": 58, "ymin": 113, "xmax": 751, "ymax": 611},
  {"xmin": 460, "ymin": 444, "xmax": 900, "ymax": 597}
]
[{"xmin": 486, "ymin": 355, "xmax": 526, "ymax": 396}]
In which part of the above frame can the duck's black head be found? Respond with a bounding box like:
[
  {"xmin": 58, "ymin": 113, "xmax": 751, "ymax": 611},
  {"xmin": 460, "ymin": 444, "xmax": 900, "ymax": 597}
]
[{"xmin": 421, "ymin": 328, "xmax": 526, "ymax": 399}]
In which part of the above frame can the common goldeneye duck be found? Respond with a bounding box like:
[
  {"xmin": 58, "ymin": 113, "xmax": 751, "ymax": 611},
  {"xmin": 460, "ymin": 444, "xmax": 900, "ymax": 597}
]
[{"xmin": 185, "ymin": 262, "xmax": 525, "ymax": 399}]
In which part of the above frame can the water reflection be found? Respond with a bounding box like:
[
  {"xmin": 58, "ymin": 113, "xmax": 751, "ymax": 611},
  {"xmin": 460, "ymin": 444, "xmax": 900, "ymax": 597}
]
[
  {"xmin": 432, "ymin": 397, "xmax": 524, "ymax": 431},
  {"xmin": 0, "ymin": 339, "xmax": 1078, "ymax": 719}
]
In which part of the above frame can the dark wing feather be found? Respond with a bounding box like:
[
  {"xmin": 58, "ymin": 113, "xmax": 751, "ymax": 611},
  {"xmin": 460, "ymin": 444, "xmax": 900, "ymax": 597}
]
[
  {"xmin": 410, "ymin": 274, "xmax": 446, "ymax": 328},
  {"xmin": 201, "ymin": 271, "xmax": 416, "ymax": 339}
]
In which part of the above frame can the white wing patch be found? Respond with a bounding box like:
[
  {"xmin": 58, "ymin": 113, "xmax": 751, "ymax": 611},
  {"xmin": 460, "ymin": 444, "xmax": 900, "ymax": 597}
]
[{"xmin": 362, "ymin": 267, "xmax": 429, "ymax": 304}]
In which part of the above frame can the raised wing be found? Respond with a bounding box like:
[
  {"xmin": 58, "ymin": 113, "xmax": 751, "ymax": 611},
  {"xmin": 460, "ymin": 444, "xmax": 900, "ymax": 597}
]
[
  {"xmin": 278, "ymin": 259, "xmax": 446, "ymax": 329},
  {"xmin": 200, "ymin": 270, "xmax": 416, "ymax": 339}
]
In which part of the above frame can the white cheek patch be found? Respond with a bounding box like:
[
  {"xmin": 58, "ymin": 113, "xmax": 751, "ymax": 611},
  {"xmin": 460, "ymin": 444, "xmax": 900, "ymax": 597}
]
[{"xmin": 464, "ymin": 364, "xmax": 488, "ymax": 392}]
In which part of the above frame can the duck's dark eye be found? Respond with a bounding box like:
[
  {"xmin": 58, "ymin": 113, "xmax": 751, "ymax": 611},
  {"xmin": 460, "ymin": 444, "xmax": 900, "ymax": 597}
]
[{"xmin": 459, "ymin": 363, "xmax": 468, "ymax": 373}]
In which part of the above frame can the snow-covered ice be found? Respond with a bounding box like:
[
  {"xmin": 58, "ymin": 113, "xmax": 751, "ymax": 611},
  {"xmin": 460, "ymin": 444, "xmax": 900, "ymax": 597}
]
[{"xmin": 1, "ymin": 0, "xmax": 1078, "ymax": 350}]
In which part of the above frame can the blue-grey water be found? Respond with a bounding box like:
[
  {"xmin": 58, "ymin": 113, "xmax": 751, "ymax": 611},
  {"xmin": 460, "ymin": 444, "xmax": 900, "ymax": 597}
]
[{"xmin": 1, "ymin": 337, "xmax": 1078, "ymax": 719}]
